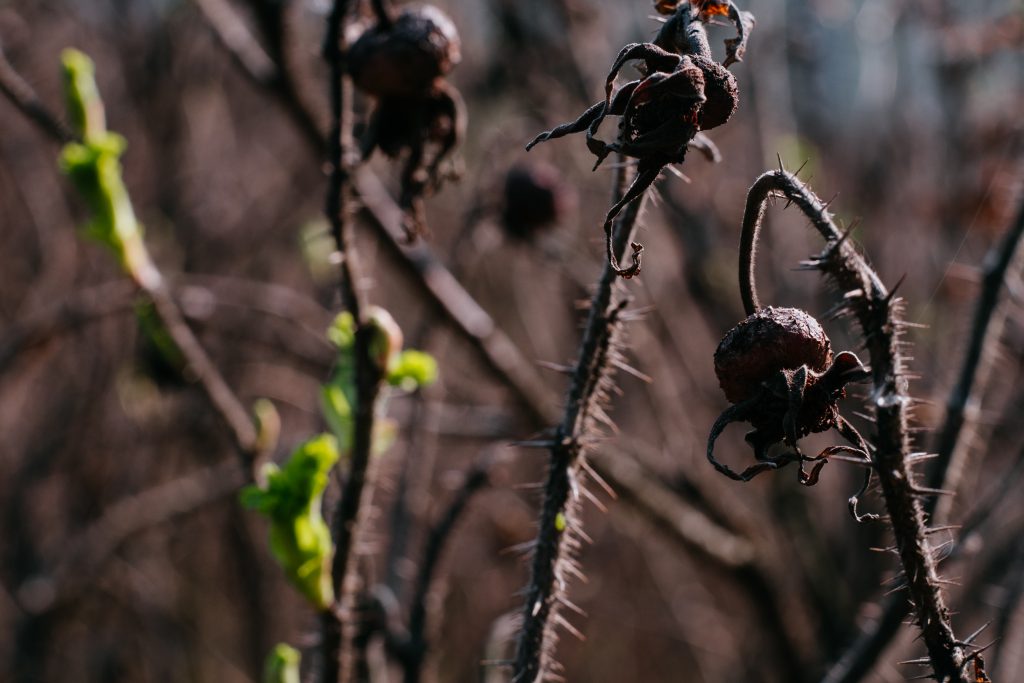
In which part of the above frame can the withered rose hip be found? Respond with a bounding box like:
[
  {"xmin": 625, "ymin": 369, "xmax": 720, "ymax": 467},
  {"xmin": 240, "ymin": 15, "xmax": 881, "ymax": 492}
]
[
  {"xmin": 501, "ymin": 162, "xmax": 575, "ymax": 240},
  {"xmin": 707, "ymin": 305, "xmax": 871, "ymax": 488},
  {"xmin": 348, "ymin": 5, "xmax": 461, "ymax": 98},
  {"xmin": 714, "ymin": 306, "xmax": 831, "ymax": 405}
]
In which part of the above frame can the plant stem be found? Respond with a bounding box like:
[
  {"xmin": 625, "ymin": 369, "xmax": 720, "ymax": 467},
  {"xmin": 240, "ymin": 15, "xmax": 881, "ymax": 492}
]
[
  {"xmin": 320, "ymin": 2, "xmax": 386, "ymax": 681},
  {"xmin": 740, "ymin": 170, "xmax": 969, "ymax": 683},
  {"xmin": 820, "ymin": 177, "xmax": 1024, "ymax": 683},
  {"xmin": 512, "ymin": 157, "xmax": 645, "ymax": 682}
]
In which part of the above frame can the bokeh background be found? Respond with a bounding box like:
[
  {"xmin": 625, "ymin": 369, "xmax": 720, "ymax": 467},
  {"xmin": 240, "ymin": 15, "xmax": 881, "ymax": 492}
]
[{"xmin": 2, "ymin": 0, "xmax": 1024, "ymax": 681}]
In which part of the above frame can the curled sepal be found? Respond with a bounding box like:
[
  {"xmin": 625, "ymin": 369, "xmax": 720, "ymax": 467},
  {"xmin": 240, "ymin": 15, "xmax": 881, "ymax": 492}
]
[
  {"xmin": 722, "ymin": 3, "xmax": 756, "ymax": 67},
  {"xmin": 241, "ymin": 435, "xmax": 339, "ymax": 610},
  {"xmin": 706, "ymin": 398, "xmax": 779, "ymax": 481},
  {"xmin": 262, "ymin": 643, "xmax": 301, "ymax": 683}
]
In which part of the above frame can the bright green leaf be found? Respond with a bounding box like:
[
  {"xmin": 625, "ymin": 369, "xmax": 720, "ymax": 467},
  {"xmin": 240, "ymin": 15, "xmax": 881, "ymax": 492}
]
[
  {"xmin": 241, "ymin": 435, "xmax": 339, "ymax": 609},
  {"xmin": 387, "ymin": 349, "xmax": 438, "ymax": 390},
  {"xmin": 263, "ymin": 643, "xmax": 301, "ymax": 683}
]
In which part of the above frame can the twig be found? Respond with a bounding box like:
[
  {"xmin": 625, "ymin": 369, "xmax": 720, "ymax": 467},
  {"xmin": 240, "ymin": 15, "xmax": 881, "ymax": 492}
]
[
  {"xmin": 928, "ymin": 189, "xmax": 1024, "ymax": 522},
  {"xmin": 740, "ymin": 170, "xmax": 969, "ymax": 682},
  {"xmin": 512, "ymin": 156, "xmax": 644, "ymax": 683},
  {"xmin": 0, "ymin": 281, "xmax": 136, "ymax": 373},
  {"xmin": 401, "ymin": 454, "xmax": 494, "ymax": 683},
  {"xmin": 0, "ymin": 54, "xmax": 262, "ymax": 474},
  {"xmin": 0, "ymin": 41, "xmax": 74, "ymax": 143},
  {"xmin": 319, "ymin": 2, "xmax": 386, "ymax": 682},
  {"xmin": 820, "ymin": 182, "xmax": 1024, "ymax": 683}
]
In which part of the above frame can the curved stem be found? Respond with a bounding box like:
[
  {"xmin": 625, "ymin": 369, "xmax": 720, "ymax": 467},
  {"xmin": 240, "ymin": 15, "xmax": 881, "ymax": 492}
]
[{"xmin": 740, "ymin": 170, "xmax": 969, "ymax": 682}]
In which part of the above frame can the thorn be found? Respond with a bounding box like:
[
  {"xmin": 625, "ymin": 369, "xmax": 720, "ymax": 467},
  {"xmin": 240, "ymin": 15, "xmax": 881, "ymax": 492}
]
[
  {"xmin": 909, "ymin": 486, "xmax": 956, "ymax": 497},
  {"xmin": 959, "ymin": 621, "xmax": 992, "ymax": 646},
  {"xmin": 579, "ymin": 459, "xmax": 617, "ymax": 500},
  {"xmin": 537, "ymin": 360, "xmax": 574, "ymax": 375},
  {"xmin": 501, "ymin": 539, "xmax": 537, "ymax": 556},
  {"xmin": 556, "ymin": 595, "xmax": 587, "ymax": 617},
  {"xmin": 885, "ymin": 274, "xmax": 908, "ymax": 303},
  {"xmin": 611, "ymin": 359, "xmax": 652, "ymax": 383},
  {"xmin": 553, "ymin": 613, "xmax": 586, "ymax": 642},
  {"xmin": 580, "ymin": 485, "xmax": 608, "ymax": 513},
  {"xmin": 793, "ymin": 158, "xmax": 809, "ymax": 178}
]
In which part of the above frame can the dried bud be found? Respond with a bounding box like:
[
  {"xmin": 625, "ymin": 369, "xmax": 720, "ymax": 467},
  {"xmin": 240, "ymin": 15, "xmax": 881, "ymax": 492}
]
[
  {"xmin": 690, "ymin": 56, "xmax": 738, "ymax": 130},
  {"xmin": 349, "ymin": 5, "xmax": 461, "ymax": 98},
  {"xmin": 501, "ymin": 162, "xmax": 575, "ymax": 239}
]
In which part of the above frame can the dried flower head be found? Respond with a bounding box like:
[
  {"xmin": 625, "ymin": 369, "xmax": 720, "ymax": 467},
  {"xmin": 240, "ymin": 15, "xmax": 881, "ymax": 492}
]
[
  {"xmin": 526, "ymin": 0, "xmax": 754, "ymax": 278},
  {"xmin": 707, "ymin": 306, "xmax": 871, "ymax": 486},
  {"xmin": 349, "ymin": 4, "xmax": 465, "ymax": 239},
  {"xmin": 501, "ymin": 161, "xmax": 575, "ymax": 239},
  {"xmin": 349, "ymin": 5, "xmax": 461, "ymax": 98}
]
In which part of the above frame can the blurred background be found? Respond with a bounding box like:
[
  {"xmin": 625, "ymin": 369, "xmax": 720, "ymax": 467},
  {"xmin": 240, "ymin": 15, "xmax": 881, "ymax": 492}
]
[{"xmin": 2, "ymin": 0, "xmax": 1024, "ymax": 681}]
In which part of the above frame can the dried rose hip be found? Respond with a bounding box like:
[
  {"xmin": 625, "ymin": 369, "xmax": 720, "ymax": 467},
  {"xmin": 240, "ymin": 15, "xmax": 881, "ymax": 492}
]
[
  {"xmin": 707, "ymin": 306, "xmax": 870, "ymax": 486},
  {"xmin": 501, "ymin": 162, "xmax": 575, "ymax": 240},
  {"xmin": 348, "ymin": 5, "xmax": 461, "ymax": 98}
]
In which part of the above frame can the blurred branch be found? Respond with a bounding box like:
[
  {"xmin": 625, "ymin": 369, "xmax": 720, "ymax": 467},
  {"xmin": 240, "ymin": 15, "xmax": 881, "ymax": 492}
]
[
  {"xmin": 929, "ymin": 188, "xmax": 1024, "ymax": 522},
  {"xmin": 0, "ymin": 51, "xmax": 262, "ymax": 476},
  {"xmin": 0, "ymin": 41, "xmax": 73, "ymax": 143},
  {"xmin": 192, "ymin": 0, "xmax": 324, "ymax": 147},
  {"xmin": 0, "ymin": 280, "xmax": 136, "ymax": 374},
  {"xmin": 400, "ymin": 453, "xmax": 494, "ymax": 683},
  {"xmin": 15, "ymin": 458, "xmax": 243, "ymax": 616},
  {"xmin": 821, "ymin": 180, "xmax": 1024, "ymax": 683}
]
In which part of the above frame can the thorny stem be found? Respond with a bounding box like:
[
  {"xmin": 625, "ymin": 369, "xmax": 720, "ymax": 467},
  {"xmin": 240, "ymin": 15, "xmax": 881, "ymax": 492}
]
[
  {"xmin": 820, "ymin": 179, "xmax": 1024, "ymax": 683},
  {"xmin": 320, "ymin": 2, "xmax": 384, "ymax": 682},
  {"xmin": 512, "ymin": 157, "xmax": 644, "ymax": 682},
  {"xmin": 740, "ymin": 170, "xmax": 970, "ymax": 682},
  {"xmin": 0, "ymin": 47, "xmax": 262, "ymax": 476}
]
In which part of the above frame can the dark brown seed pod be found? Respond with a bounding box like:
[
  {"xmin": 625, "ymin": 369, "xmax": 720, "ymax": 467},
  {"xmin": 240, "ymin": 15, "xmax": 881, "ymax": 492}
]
[
  {"xmin": 349, "ymin": 5, "xmax": 461, "ymax": 99},
  {"xmin": 707, "ymin": 306, "xmax": 872, "ymax": 489},
  {"xmin": 690, "ymin": 55, "xmax": 738, "ymax": 130},
  {"xmin": 714, "ymin": 306, "xmax": 831, "ymax": 405},
  {"xmin": 501, "ymin": 161, "xmax": 575, "ymax": 239}
]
